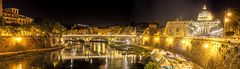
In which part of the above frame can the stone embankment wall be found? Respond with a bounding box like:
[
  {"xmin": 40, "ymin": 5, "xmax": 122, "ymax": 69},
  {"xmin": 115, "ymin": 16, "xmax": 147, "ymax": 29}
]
[
  {"xmin": 0, "ymin": 50, "xmax": 61, "ymax": 69},
  {"xmin": 154, "ymin": 37, "xmax": 240, "ymax": 69},
  {"xmin": 0, "ymin": 36, "xmax": 61, "ymax": 53}
]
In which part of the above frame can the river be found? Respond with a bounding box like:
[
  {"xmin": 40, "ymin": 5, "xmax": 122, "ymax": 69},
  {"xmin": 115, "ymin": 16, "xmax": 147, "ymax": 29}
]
[{"xmin": 0, "ymin": 42, "xmax": 144, "ymax": 69}]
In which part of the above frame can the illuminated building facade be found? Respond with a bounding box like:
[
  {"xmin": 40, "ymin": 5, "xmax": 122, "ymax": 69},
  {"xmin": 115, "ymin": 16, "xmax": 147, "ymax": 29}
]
[
  {"xmin": 143, "ymin": 23, "xmax": 159, "ymax": 35},
  {"xmin": 165, "ymin": 19, "xmax": 193, "ymax": 37},
  {"xmin": 2, "ymin": 8, "xmax": 33, "ymax": 24},
  {"xmin": 165, "ymin": 5, "xmax": 223, "ymax": 37},
  {"xmin": 0, "ymin": 0, "xmax": 33, "ymax": 36},
  {"xmin": 0, "ymin": 0, "xmax": 32, "ymax": 24},
  {"xmin": 191, "ymin": 5, "xmax": 222, "ymax": 37}
]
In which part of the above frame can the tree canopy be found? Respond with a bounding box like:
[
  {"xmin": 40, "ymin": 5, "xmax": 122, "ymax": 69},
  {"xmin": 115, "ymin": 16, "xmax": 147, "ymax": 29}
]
[{"xmin": 33, "ymin": 18, "xmax": 66, "ymax": 36}]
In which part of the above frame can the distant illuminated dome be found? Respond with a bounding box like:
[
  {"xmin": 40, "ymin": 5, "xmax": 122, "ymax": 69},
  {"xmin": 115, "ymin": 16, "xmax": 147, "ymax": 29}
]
[{"xmin": 197, "ymin": 5, "xmax": 213, "ymax": 21}]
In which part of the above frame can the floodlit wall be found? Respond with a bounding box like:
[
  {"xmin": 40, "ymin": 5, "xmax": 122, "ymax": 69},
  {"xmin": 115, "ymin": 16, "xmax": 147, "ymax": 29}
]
[
  {"xmin": 0, "ymin": 37, "xmax": 61, "ymax": 53},
  {"xmin": 157, "ymin": 37, "xmax": 240, "ymax": 69}
]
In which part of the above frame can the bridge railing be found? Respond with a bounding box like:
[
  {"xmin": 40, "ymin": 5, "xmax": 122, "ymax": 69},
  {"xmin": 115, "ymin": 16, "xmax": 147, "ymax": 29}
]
[{"xmin": 62, "ymin": 34, "xmax": 137, "ymax": 37}]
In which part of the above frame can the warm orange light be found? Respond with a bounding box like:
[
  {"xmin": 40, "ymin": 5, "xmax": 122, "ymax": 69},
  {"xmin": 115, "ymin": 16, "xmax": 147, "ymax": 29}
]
[
  {"xmin": 182, "ymin": 39, "xmax": 191, "ymax": 46},
  {"xmin": 154, "ymin": 36, "xmax": 160, "ymax": 43},
  {"xmin": 154, "ymin": 37, "xmax": 159, "ymax": 41},
  {"xmin": 181, "ymin": 39, "xmax": 188, "ymax": 45},
  {"xmin": 204, "ymin": 43, "xmax": 209, "ymax": 48},
  {"xmin": 166, "ymin": 37, "xmax": 174, "ymax": 44},
  {"xmin": 224, "ymin": 18, "xmax": 230, "ymax": 22},
  {"xmin": 227, "ymin": 12, "xmax": 232, "ymax": 17},
  {"xmin": 143, "ymin": 36, "xmax": 149, "ymax": 41},
  {"xmin": 211, "ymin": 42, "xmax": 221, "ymax": 56},
  {"xmin": 208, "ymin": 16, "xmax": 213, "ymax": 20},
  {"xmin": 14, "ymin": 37, "xmax": 22, "ymax": 42}
]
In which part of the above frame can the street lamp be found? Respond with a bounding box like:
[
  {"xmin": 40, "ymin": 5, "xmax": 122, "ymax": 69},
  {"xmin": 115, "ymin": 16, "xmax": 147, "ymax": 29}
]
[
  {"xmin": 12, "ymin": 37, "xmax": 23, "ymax": 47},
  {"xmin": 224, "ymin": 10, "xmax": 232, "ymax": 37},
  {"xmin": 166, "ymin": 37, "xmax": 174, "ymax": 51},
  {"xmin": 143, "ymin": 36, "xmax": 149, "ymax": 41},
  {"xmin": 143, "ymin": 36, "xmax": 149, "ymax": 45},
  {"xmin": 224, "ymin": 18, "xmax": 230, "ymax": 23},
  {"xmin": 203, "ymin": 43, "xmax": 209, "ymax": 49},
  {"xmin": 227, "ymin": 12, "xmax": 232, "ymax": 17},
  {"xmin": 154, "ymin": 36, "xmax": 160, "ymax": 43},
  {"xmin": 181, "ymin": 39, "xmax": 190, "ymax": 46},
  {"xmin": 166, "ymin": 37, "xmax": 174, "ymax": 45},
  {"xmin": 225, "ymin": 11, "xmax": 232, "ymax": 23},
  {"xmin": 14, "ymin": 37, "xmax": 22, "ymax": 43}
]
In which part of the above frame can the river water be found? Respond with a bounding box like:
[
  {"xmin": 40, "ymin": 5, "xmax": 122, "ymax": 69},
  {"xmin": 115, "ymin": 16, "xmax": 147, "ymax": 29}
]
[{"xmin": 0, "ymin": 42, "xmax": 144, "ymax": 69}]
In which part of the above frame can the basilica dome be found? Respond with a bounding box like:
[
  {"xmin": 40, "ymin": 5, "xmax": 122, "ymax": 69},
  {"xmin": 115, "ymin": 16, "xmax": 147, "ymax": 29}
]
[{"xmin": 197, "ymin": 5, "xmax": 213, "ymax": 21}]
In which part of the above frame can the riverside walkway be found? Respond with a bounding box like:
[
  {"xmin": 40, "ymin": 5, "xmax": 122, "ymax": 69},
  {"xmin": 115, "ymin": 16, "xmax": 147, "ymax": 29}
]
[{"xmin": 0, "ymin": 47, "xmax": 63, "ymax": 56}]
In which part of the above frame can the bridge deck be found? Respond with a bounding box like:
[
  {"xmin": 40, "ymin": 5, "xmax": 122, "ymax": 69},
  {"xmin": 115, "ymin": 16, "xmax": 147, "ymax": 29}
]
[
  {"xmin": 62, "ymin": 55, "xmax": 135, "ymax": 60},
  {"xmin": 63, "ymin": 35, "xmax": 136, "ymax": 37}
]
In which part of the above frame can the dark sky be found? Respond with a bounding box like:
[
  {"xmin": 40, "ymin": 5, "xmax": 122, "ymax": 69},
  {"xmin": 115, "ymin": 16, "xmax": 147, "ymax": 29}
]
[{"xmin": 3, "ymin": 0, "xmax": 240, "ymax": 26}]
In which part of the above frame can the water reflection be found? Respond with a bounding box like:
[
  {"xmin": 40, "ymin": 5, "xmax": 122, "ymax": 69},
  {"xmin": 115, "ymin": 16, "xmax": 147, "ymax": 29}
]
[
  {"xmin": 0, "ymin": 50, "xmax": 62, "ymax": 69},
  {"xmin": 0, "ymin": 41, "xmax": 143, "ymax": 69},
  {"xmin": 61, "ymin": 42, "xmax": 142, "ymax": 69}
]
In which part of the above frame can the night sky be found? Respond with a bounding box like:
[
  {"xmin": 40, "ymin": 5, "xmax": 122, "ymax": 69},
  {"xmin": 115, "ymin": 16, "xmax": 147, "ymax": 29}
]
[{"xmin": 3, "ymin": 0, "xmax": 240, "ymax": 26}]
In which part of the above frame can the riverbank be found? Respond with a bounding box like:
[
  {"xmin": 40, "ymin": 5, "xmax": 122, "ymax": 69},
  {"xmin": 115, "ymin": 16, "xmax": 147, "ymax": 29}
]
[
  {"xmin": 153, "ymin": 37, "xmax": 240, "ymax": 69},
  {"xmin": 140, "ymin": 46, "xmax": 203, "ymax": 69},
  {"xmin": 0, "ymin": 46, "xmax": 63, "ymax": 58}
]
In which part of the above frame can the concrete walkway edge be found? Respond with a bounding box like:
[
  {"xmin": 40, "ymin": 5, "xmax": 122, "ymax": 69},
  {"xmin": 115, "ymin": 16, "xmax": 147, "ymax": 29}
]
[{"xmin": 0, "ymin": 47, "xmax": 63, "ymax": 56}]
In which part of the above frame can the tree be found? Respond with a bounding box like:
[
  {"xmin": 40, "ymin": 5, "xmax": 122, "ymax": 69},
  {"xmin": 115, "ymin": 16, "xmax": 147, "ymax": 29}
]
[
  {"xmin": 32, "ymin": 18, "xmax": 66, "ymax": 47},
  {"xmin": 33, "ymin": 18, "xmax": 66, "ymax": 36},
  {"xmin": 6, "ymin": 25, "xmax": 19, "ymax": 36},
  {"xmin": 51, "ymin": 21, "xmax": 66, "ymax": 36},
  {"xmin": 33, "ymin": 18, "xmax": 52, "ymax": 36},
  {"xmin": 144, "ymin": 62, "xmax": 159, "ymax": 69}
]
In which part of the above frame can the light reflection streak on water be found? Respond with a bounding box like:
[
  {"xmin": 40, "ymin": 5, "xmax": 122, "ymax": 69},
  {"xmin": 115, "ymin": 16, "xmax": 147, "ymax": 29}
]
[
  {"xmin": 0, "ymin": 42, "xmax": 142, "ymax": 69},
  {"xmin": 18, "ymin": 62, "xmax": 22, "ymax": 69},
  {"xmin": 124, "ymin": 56, "xmax": 128, "ymax": 69},
  {"xmin": 61, "ymin": 42, "xmax": 141, "ymax": 69}
]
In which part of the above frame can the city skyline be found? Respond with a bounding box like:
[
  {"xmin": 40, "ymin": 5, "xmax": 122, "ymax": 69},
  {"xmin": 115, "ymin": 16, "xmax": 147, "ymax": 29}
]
[
  {"xmin": 2, "ymin": 0, "xmax": 240, "ymax": 26},
  {"xmin": 0, "ymin": 0, "xmax": 239, "ymax": 69}
]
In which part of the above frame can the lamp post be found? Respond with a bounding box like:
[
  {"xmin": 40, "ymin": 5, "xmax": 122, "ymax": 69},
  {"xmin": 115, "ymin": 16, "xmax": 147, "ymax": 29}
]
[
  {"xmin": 224, "ymin": 10, "xmax": 232, "ymax": 37},
  {"xmin": 224, "ymin": 9, "xmax": 240, "ymax": 38},
  {"xmin": 14, "ymin": 37, "xmax": 22, "ymax": 46}
]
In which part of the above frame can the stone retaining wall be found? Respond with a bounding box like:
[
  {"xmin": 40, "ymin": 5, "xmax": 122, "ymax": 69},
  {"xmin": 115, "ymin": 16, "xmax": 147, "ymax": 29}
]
[
  {"xmin": 147, "ymin": 37, "xmax": 240, "ymax": 69},
  {"xmin": 0, "ymin": 36, "xmax": 61, "ymax": 53}
]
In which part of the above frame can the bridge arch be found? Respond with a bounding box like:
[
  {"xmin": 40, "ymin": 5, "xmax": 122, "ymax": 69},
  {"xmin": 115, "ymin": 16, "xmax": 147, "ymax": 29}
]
[
  {"xmin": 114, "ymin": 37, "xmax": 136, "ymax": 45},
  {"xmin": 64, "ymin": 37, "xmax": 85, "ymax": 45},
  {"xmin": 63, "ymin": 35, "xmax": 138, "ymax": 46},
  {"xmin": 89, "ymin": 37, "xmax": 109, "ymax": 42}
]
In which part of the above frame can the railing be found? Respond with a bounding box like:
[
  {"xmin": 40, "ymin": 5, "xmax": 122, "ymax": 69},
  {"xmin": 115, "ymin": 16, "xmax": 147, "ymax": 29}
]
[
  {"xmin": 63, "ymin": 34, "xmax": 137, "ymax": 37},
  {"xmin": 179, "ymin": 37, "xmax": 240, "ymax": 44},
  {"xmin": 62, "ymin": 55, "xmax": 136, "ymax": 60}
]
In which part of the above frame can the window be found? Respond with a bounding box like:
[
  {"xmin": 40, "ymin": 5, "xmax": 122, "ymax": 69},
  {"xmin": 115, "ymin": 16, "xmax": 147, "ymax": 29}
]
[{"xmin": 176, "ymin": 28, "xmax": 179, "ymax": 33}]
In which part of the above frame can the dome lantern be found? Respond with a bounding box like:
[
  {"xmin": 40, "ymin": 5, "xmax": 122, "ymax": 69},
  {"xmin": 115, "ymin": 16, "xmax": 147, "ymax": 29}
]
[
  {"xmin": 197, "ymin": 5, "xmax": 213, "ymax": 21},
  {"xmin": 203, "ymin": 5, "xmax": 207, "ymax": 10}
]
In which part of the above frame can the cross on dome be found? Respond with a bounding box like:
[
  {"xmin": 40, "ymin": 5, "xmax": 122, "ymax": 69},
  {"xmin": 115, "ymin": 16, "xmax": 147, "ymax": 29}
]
[{"xmin": 203, "ymin": 5, "xmax": 207, "ymax": 10}]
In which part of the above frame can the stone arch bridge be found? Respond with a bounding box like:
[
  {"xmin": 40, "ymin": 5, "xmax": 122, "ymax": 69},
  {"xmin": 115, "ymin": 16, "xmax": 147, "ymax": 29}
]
[{"xmin": 63, "ymin": 34, "xmax": 140, "ymax": 45}]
